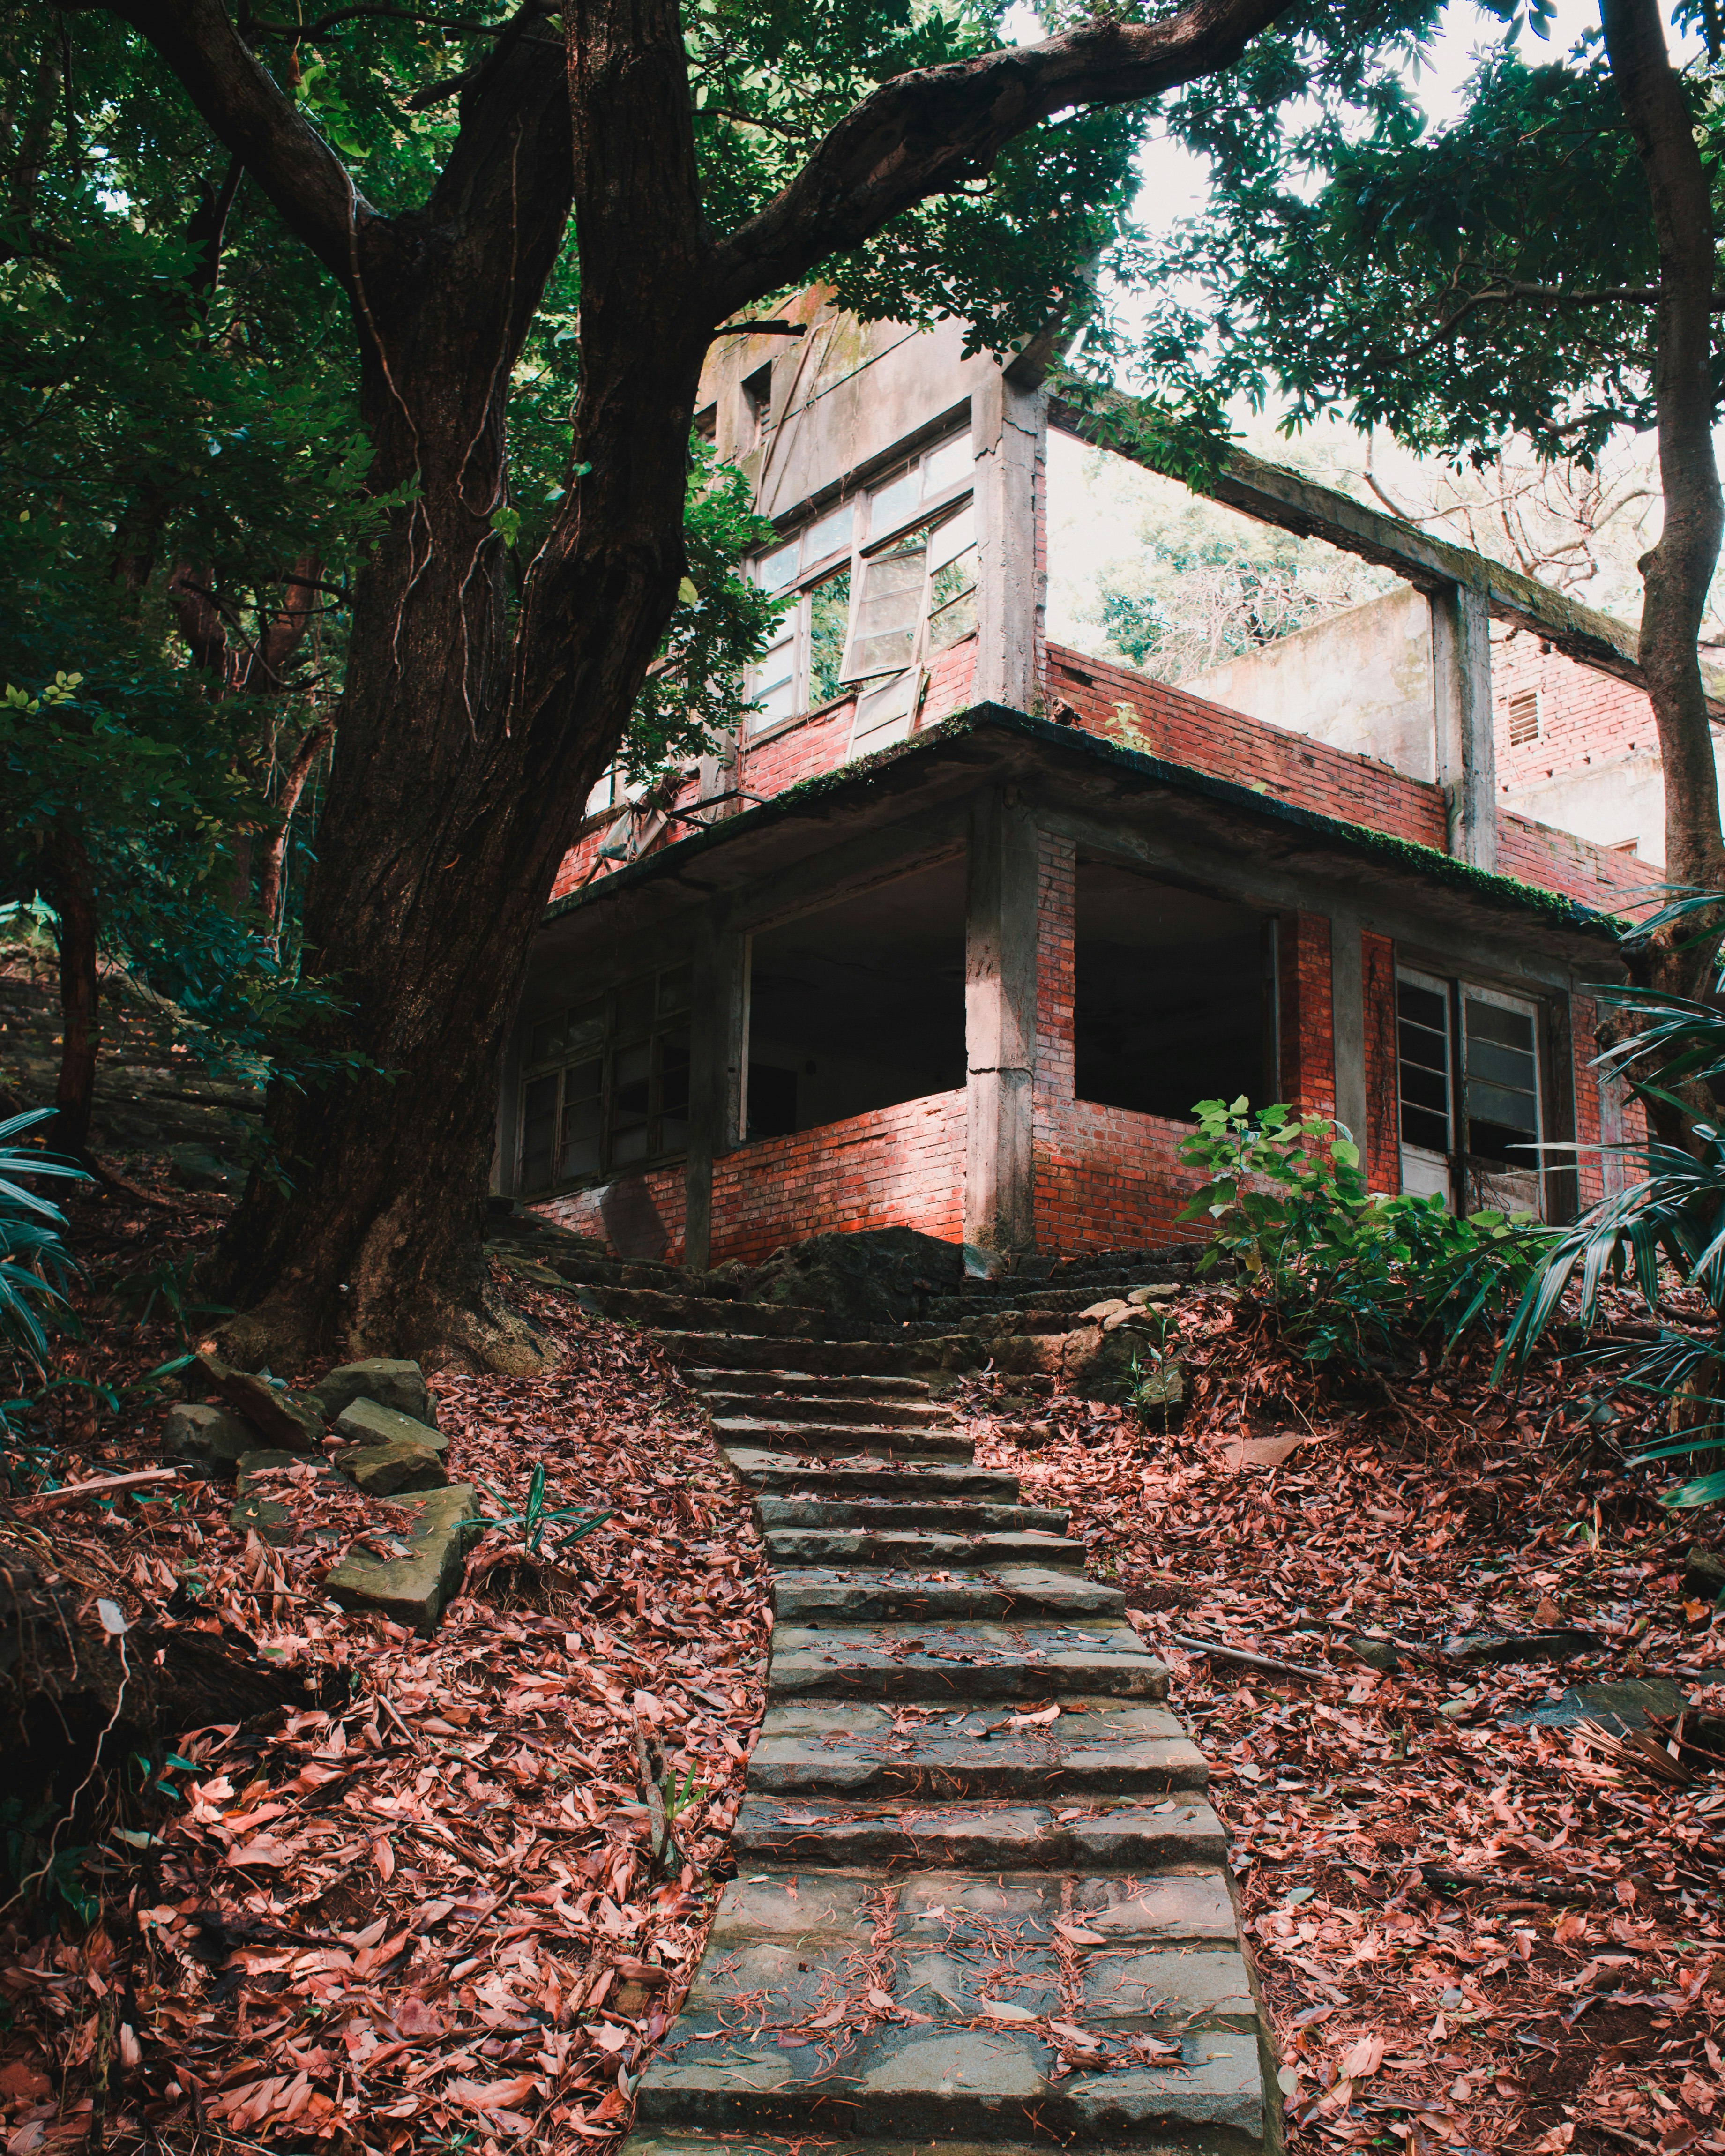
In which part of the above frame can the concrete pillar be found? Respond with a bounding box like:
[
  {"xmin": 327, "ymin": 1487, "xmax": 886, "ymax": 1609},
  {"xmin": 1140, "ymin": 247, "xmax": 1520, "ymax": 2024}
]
[
  {"xmin": 683, "ymin": 922, "xmax": 749, "ymax": 1271},
  {"xmin": 972, "ymin": 367, "xmax": 1046, "ymax": 712},
  {"xmin": 1431, "ymin": 582, "xmax": 1497, "ymax": 873},
  {"xmin": 964, "ymin": 789, "xmax": 1039, "ymax": 1252},
  {"xmin": 1329, "ymin": 910, "xmax": 1367, "ymax": 1155}
]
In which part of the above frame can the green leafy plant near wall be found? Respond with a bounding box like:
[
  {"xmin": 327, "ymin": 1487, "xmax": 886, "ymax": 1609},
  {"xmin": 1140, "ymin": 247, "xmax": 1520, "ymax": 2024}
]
[{"xmin": 1178, "ymin": 1097, "xmax": 1546, "ymax": 1376}]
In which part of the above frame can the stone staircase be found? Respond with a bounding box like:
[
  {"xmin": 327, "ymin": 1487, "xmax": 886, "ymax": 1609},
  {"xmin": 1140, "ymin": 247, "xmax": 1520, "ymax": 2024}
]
[{"xmin": 612, "ymin": 1291, "xmax": 1275, "ymax": 2156}]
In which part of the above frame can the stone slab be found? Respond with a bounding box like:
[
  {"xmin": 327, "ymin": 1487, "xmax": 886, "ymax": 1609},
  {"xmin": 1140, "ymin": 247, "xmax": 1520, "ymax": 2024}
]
[
  {"xmin": 769, "ymin": 1621, "xmax": 1166, "ymax": 1701},
  {"xmin": 309, "ymin": 1357, "xmax": 438, "ymax": 1428},
  {"xmin": 164, "ymin": 1400, "xmax": 257, "ymax": 1471},
  {"xmin": 771, "ymin": 1567, "xmax": 1126, "ymax": 1624},
  {"xmin": 332, "ymin": 1396, "xmax": 449, "ymax": 1455},
  {"xmin": 757, "ymin": 1498, "xmax": 1068, "ymax": 1534},
  {"xmin": 323, "ymin": 1483, "xmax": 480, "ymax": 1633},
  {"xmin": 1503, "ymin": 1676, "xmax": 1688, "ymax": 1734},
  {"xmin": 335, "ymin": 1435, "xmax": 449, "ymax": 1495},
  {"xmin": 732, "ymin": 1796, "xmax": 1226, "ymax": 1871},
  {"xmin": 767, "ymin": 1529, "xmax": 1084, "ymax": 1573},
  {"xmin": 714, "ymin": 1418, "xmax": 972, "ymax": 1458},
  {"xmin": 229, "ymin": 1450, "xmax": 349, "ymax": 1544},
  {"xmin": 727, "ymin": 1450, "xmax": 1018, "ymax": 1499},
  {"xmin": 1080, "ymin": 1948, "xmax": 1258, "ymax": 2032}
]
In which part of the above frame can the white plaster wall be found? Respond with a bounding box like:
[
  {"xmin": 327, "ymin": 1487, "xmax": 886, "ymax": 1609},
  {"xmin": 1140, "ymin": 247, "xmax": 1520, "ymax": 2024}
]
[
  {"xmin": 1499, "ymin": 745, "xmax": 1725, "ymax": 867},
  {"xmin": 1185, "ymin": 587, "xmax": 1437, "ymax": 782}
]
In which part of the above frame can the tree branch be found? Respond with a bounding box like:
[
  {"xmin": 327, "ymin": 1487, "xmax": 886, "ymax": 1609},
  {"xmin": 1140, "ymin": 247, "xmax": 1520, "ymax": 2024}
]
[
  {"xmin": 248, "ymin": 6, "xmax": 518, "ymax": 36},
  {"xmin": 707, "ymin": 0, "xmax": 1297, "ymax": 318},
  {"xmin": 71, "ymin": 0, "xmax": 371, "ymax": 286}
]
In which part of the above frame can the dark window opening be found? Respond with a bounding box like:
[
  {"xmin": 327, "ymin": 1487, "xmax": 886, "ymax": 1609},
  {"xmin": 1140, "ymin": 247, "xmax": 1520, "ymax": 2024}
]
[
  {"xmin": 748, "ymin": 858, "xmax": 965, "ymax": 1137},
  {"xmin": 1395, "ymin": 967, "xmax": 1545, "ymax": 1214},
  {"xmin": 1074, "ymin": 861, "xmax": 1269, "ymax": 1121},
  {"xmin": 742, "ymin": 362, "xmax": 773, "ymax": 447},
  {"xmin": 518, "ymin": 964, "xmax": 691, "ymax": 1194}
]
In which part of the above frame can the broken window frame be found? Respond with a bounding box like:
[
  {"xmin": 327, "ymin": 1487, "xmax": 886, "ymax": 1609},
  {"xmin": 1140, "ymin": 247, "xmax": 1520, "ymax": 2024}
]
[
  {"xmin": 1396, "ymin": 966, "xmax": 1546, "ymax": 1216},
  {"xmin": 743, "ymin": 429, "xmax": 976, "ymax": 739},
  {"xmin": 517, "ymin": 965, "xmax": 693, "ymax": 1196}
]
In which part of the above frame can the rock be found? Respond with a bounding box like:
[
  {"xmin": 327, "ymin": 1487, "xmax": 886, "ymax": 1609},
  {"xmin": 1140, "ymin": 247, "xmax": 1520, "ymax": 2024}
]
[
  {"xmin": 1447, "ymin": 1627, "xmax": 1607, "ymax": 1664},
  {"xmin": 162, "ymin": 1400, "xmax": 255, "ymax": 1470},
  {"xmin": 1347, "ymin": 1635, "xmax": 1407, "ymax": 1673},
  {"xmin": 229, "ymin": 1450, "xmax": 346, "ymax": 1545},
  {"xmin": 309, "ymin": 1358, "xmax": 438, "ymax": 1429},
  {"xmin": 1126, "ymin": 1285, "xmax": 1177, "ymax": 1306},
  {"xmin": 197, "ymin": 1352, "xmax": 325, "ymax": 1451},
  {"xmin": 1682, "ymin": 1546, "xmax": 1725, "ymax": 1603},
  {"xmin": 323, "ymin": 1485, "xmax": 481, "ymax": 1633},
  {"xmin": 332, "ymin": 1396, "xmax": 448, "ymax": 1454},
  {"xmin": 1060, "ymin": 1323, "xmax": 1184, "ymax": 1415},
  {"xmin": 1080, "ymin": 1298, "xmax": 1130, "ymax": 1321},
  {"xmin": 749, "ymin": 1227, "xmax": 963, "ymax": 1328},
  {"xmin": 336, "ymin": 1438, "xmax": 449, "ymax": 1496},
  {"xmin": 169, "ymin": 1144, "xmax": 244, "ymax": 1194},
  {"xmin": 1505, "ymin": 1677, "xmax": 1688, "ymax": 1734}
]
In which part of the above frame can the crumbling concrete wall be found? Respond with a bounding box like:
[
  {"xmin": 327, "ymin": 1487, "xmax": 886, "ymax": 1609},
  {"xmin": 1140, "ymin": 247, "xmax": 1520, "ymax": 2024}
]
[{"xmin": 1185, "ymin": 586, "xmax": 1436, "ymax": 782}]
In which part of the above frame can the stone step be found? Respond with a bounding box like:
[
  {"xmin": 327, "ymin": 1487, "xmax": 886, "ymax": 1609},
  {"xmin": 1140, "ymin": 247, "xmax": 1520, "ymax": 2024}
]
[
  {"xmin": 713, "ymin": 1416, "xmax": 972, "ymax": 1459},
  {"xmin": 953, "ymin": 1270, "xmax": 1190, "ymax": 1310},
  {"xmin": 769, "ymin": 1619, "xmax": 1165, "ymax": 1700},
  {"xmin": 700, "ymin": 1389, "xmax": 956, "ymax": 1429},
  {"xmin": 689, "ymin": 1368, "xmax": 937, "ymax": 1400},
  {"xmin": 659, "ymin": 1333, "xmax": 980, "ymax": 1376},
  {"xmin": 732, "ymin": 1792, "xmax": 1226, "ymax": 1871},
  {"xmin": 765, "ymin": 1528, "xmax": 1083, "ymax": 1573},
  {"xmin": 591, "ymin": 1288, "xmax": 823, "ymax": 1335},
  {"xmin": 756, "ymin": 1497, "xmax": 1068, "ymax": 1534},
  {"xmin": 771, "ymin": 1566, "xmax": 1126, "ymax": 1624},
  {"xmin": 750, "ymin": 1700, "xmax": 1209, "ymax": 1800},
  {"xmin": 725, "ymin": 1450, "xmax": 1018, "ymax": 1500}
]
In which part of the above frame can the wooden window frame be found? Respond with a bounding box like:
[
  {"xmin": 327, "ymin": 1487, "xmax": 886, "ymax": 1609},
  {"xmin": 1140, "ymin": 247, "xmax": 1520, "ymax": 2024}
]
[{"xmin": 517, "ymin": 966, "xmax": 693, "ymax": 1196}]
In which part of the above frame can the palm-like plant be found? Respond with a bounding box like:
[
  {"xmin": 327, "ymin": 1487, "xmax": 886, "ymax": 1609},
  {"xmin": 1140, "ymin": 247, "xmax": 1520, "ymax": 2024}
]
[
  {"xmin": 0, "ymin": 1109, "xmax": 86, "ymax": 1369},
  {"xmin": 1498, "ymin": 894, "xmax": 1725, "ymax": 1507}
]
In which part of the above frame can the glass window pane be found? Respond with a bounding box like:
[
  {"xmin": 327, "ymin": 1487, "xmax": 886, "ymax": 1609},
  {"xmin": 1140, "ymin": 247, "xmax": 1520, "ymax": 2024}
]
[
  {"xmin": 851, "ymin": 668, "xmax": 916, "ymax": 750},
  {"xmin": 565, "ymin": 1057, "xmax": 602, "ymax": 1102},
  {"xmin": 521, "ymin": 1073, "xmax": 558, "ymax": 1192},
  {"xmin": 1400, "ymin": 1066, "xmax": 1448, "ymax": 1115},
  {"xmin": 757, "ymin": 538, "xmax": 799, "ymax": 591},
  {"xmin": 1398, "ymin": 982, "xmax": 1447, "ymax": 1033},
  {"xmin": 1401, "ymin": 1105, "xmax": 1449, "ymax": 1153},
  {"xmin": 801, "ymin": 500, "xmax": 854, "ymax": 567},
  {"xmin": 1467, "ymin": 1079, "xmax": 1538, "ymax": 1132},
  {"xmin": 658, "ymin": 1117, "xmax": 690, "ymax": 1155},
  {"xmin": 528, "ymin": 1014, "xmax": 564, "ymax": 1067},
  {"xmin": 614, "ymin": 984, "xmax": 654, "ymax": 1040},
  {"xmin": 1467, "ymin": 1037, "xmax": 1536, "ymax": 1090},
  {"xmin": 808, "ymin": 570, "xmax": 851, "ymax": 706},
  {"xmin": 658, "ymin": 964, "xmax": 692, "ymax": 1014},
  {"xmin": 922, "ymin": 433, "xmax": 972, "ymax": 498},
  {"xmin": 584, "ymin": 768, "xmax": 614, "ymax": 818},
  {"xmin": 1465, "ymin": 999, "xmax": 1535, "ymax": 1052},
  {"xmin": 658, "ymin": 1028, "xmax": 691, "ymax": 1118},
  {"xmin": 612, "ymin": 1123, "xmax": 649, "ymax": 1166},
  {"xmin": 868, "ymin": 468, "xmax": 921, "ymax": 537},
  {"xmin": 566, "ymin": 1000, "xmax": 606, "ymax": 1058},
  {"xmin": 845, "ymin": 537, "xmax": 926, "ymax": 680},
  {"xmin": 749, "ymin": 675, "xmax": 796, "ymax": 732},
  {"xmin": 928, "ymin": 588, "xmax": 977, "ymax": 654},
  {"xmin": 928, "ymin": 504, "xmax": 975, "ymax": 572},
  {"xmin": 561, "ymin": 1132, "xmax": 602, "ymax": 1179},
  {"xmin": 1396, "ymin": 1019, "xmax": 1447, "ymax": 1073}
]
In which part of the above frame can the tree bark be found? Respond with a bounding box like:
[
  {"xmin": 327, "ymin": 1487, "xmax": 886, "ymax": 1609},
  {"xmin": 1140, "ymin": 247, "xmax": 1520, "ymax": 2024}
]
[
  {"xmin": 258, "ymin": 714, "xmax": 332, "ymax": 936},
  {"xmin": 41, "ymin": 818, "xmax": 99, "ymax": 1163},
  {"xmin": 97, "ymin": 0, "xmax": 1299, "ymax": 1370}
]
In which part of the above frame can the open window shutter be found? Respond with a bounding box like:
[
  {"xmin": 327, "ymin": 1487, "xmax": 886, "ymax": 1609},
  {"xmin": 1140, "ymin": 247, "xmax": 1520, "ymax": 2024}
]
[{"xmin": 841, "ymin": 534, "xmax": 927, "ymax": 682}]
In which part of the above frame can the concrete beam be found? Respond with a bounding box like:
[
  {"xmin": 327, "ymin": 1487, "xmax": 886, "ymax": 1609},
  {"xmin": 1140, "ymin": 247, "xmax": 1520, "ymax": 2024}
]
[
  {"xmin": 1048, "ymin": 392, "xmax": 1725, "ymax": 719},
  {"xmin": 964, "ymin": 789, "xmax": 1039, "ymax": 1252},
  {"xmin": 684, "ymin": 922, "xmax": 749, "ymax": 1272},
  {"xmin": 1328, "ymin": 910, "xmax": 1367, "ymax": 1153},
  {"xmin": 973, "ymin": 371, "xmax": 1047, "ymax": 712},
  {"xmin": 1432, "ymin": 582, "xmax": 1498, "ymax": 872}
]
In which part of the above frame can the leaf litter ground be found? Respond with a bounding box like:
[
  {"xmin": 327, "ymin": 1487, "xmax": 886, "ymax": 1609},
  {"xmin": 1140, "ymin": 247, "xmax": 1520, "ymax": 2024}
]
[
  {"xmin": 0, "ymin": 1187, "xmax": 770, "ymax": 2156},
  {"xmin": 961, "ymin": 1286, "xmax": 1725, "ymax": 2156}
]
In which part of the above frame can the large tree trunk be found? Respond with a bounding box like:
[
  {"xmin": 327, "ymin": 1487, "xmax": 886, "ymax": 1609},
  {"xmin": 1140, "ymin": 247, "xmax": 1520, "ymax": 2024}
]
[
  {"xmin": 1602, "ymin": 0, "xmax": 1725, "ymax": 1071},
  {"xmin": 43, "ymin": 817, "xmax": 99, "ymax": 1162}
]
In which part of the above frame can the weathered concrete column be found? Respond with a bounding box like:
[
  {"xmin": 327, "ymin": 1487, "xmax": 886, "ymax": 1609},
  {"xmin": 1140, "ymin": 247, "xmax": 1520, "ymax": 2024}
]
[
  {"xmin": 972, "ymin": 368, "xmax": 1046, "ymax": 712},
  {"xmin": 1328, "ymin": 910, "xmax": 1367, "ymax": 1154},
  {"xmin": 683, "ymin": 922, "xmax": 749, "ymax": 1271},
  {"xmin": 965, "ymin": 790, "xmax": 1038, "ymax": 1253},
  {"xmin": 1431, "ymin": 581, "xmax": 1497, "ymax": 872}
]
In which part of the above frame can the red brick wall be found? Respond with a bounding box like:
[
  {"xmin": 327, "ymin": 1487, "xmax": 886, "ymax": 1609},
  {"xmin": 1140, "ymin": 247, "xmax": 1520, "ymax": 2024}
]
[
  {"xmin": 707, "ymin": 1091, "xmax": 967, "ymax": 1266},
  {"xmin": 533, "ymin": 1166, "xmax": 689, "ymax": 1264},
  {"xmin": 1494, "ymin": 630, "xmax": 1652, "ymax": 792},
  {"xmin": 1048, "ymin": 645, "xmax": 1450, "ymax": 849},
  {"xmin": 1570, "ymin": 992, "xmax": 1605, "ymax": 1216},
  {"xmin": 1495, "ymin": 811, "xmax": 1660, "ymax": 911},
  {"xmin": 1361, "ymin": 929, "xmax": 1400, "ymax": 1194},
  {"xmin": 1033, "ymin": 1100, "xmax": 1198, "ymax": 1252},
  {"xmin": 1035, "ymin": 831, "xmax": 1076, "ymax": 1102},
  {"xmin": 1278, "ymin": 911, "xmax": 1336, "ymax": 1119}
]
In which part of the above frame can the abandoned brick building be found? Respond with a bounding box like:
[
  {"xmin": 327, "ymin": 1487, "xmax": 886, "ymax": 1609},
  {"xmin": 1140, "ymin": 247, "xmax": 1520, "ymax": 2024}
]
[{"xmin": 491, "ymin": 294, "xmax": 1682, "ymax": 1267}]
